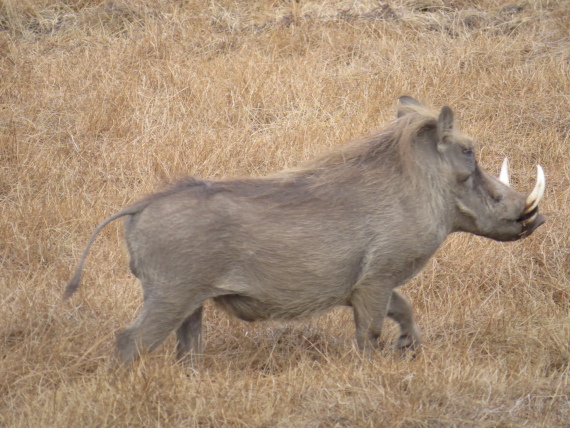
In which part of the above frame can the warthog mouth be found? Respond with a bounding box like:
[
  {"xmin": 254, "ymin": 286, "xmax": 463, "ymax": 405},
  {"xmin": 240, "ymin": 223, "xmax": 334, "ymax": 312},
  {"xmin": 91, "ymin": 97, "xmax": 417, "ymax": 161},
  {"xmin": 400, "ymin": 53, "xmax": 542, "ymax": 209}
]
[
  {"xmin": 518, "ymin": 206, "xmax": 539, "ymax": 224},
  {"xmin": 518, "ymin": 207, "xmax": 546, "ymax": 237}
]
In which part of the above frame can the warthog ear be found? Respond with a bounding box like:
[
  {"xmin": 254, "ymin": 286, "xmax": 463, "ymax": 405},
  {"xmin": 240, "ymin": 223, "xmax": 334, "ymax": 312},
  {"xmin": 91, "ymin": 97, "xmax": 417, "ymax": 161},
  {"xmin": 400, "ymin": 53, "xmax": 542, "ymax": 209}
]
[
  {"xmin": 437, "ymin": 106, "xmax": 454, "ymax": 136},
  {"xmin": 397, "ymin": 96, "xmax": 423, "ymax": 118}
]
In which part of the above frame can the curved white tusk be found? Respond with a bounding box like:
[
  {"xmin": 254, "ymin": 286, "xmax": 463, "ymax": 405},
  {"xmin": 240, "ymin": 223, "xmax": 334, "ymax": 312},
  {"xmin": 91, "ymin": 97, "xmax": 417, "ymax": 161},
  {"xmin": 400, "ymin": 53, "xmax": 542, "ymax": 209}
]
[
  {"xmin": 499, "ymin": 157, "xmax": 510, "ymax": 187},
  {"xmin": 523, "ymin": 165, "xmax": 545, "ymax": 214},
  {"xmin": 523, "ymin": 212, "xmax": 538, "ymax": 225}
]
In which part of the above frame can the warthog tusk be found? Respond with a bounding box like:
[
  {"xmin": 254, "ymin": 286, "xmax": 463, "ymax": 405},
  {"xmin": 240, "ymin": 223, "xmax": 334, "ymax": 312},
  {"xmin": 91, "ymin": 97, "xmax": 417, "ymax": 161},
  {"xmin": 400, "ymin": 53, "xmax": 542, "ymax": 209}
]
[
  {"xmin": 523, "ymin": 212, "xmax": 538, "ymax": 225},
  {"xmin": 499, "ymin": 157, "xmax": 510, "ymax": 187},
  {"xmin": 524, "ymin": 165, "xmax": 545, "ymax": 214}
]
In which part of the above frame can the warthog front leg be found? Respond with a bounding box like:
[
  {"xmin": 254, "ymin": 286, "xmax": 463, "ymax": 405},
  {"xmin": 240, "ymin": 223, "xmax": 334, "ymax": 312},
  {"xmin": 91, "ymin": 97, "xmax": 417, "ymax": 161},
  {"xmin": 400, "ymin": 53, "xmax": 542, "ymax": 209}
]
[
  {"xmin": 387, "ymin": 290, "xmax": 421, "ymax": 351},
  {"xmin": 350, "ymin": 285, "xmax": 392, "ymax": 353},
  {"xmin": 175, "ymin": 305, "xmax": 203, "ymax": 364},
  {"xmin": 350, "ymin": 286, "xmax": 420, "ymax": 353}
]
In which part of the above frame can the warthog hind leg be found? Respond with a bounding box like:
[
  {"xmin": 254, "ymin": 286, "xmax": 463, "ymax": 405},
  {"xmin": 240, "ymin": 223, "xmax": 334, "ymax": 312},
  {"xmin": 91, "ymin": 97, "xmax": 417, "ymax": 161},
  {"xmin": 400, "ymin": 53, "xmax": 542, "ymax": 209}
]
[
  {"xmin": 175, "ymin": 305, "xmax": 203, "ymax": 364},
  {"xmin": 387, "ymin": 290, "xmax": 421, "ymax": 351},
  {"xmin": 115, "ymin": 313, "xmax": 182, "ymax": 365},
  {"xmin": 115, "ymin": 284, "xmax": 214, "ymax": 365}
]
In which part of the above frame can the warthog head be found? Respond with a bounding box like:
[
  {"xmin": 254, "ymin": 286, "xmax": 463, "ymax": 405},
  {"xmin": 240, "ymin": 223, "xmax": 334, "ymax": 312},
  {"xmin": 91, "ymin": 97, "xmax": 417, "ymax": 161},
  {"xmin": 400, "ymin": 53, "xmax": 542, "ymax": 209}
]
[
  {"xmin": 397, "ymin": 96, "xmax": 545, "ymax": 242},
  {"xmin": 64, "ymin": 97, "xmax": 546, "ymax": 365}
]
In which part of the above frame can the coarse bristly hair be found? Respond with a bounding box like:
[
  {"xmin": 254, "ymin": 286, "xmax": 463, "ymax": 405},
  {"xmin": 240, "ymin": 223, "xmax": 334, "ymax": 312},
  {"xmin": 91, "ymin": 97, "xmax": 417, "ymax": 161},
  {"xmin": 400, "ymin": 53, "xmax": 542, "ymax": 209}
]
[
  {"xmin": 161, "ymin": 102, "xmax": 443, "ymax": 203},
  {"xmin": 285, "ymin": 103, "xmax": 440, "ymax": 180}
]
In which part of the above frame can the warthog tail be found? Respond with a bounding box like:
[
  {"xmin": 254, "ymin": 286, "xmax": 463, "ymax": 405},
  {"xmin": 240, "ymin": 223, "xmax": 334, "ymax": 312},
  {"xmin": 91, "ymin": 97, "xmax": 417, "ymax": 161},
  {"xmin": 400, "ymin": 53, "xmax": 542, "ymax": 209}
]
[{"xmin": 63, "ymin": 201, "xmax": 149, "ymax": 300}]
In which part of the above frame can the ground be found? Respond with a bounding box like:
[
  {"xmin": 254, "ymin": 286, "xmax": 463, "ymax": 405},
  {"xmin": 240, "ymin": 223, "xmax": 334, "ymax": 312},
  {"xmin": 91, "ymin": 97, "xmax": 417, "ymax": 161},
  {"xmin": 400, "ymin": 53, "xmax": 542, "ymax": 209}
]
[{"xmin": 1, "ymin": 0, "xmax": 569, "ymax": 426}]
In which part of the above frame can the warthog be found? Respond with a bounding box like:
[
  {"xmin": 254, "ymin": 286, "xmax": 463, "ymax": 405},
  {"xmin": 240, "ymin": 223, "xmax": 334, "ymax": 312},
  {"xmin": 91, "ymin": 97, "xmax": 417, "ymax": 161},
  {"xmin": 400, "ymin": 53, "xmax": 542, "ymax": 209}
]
[{"xmin": 65, "ymin": 97, "xmax": 546, "ymax": 365}]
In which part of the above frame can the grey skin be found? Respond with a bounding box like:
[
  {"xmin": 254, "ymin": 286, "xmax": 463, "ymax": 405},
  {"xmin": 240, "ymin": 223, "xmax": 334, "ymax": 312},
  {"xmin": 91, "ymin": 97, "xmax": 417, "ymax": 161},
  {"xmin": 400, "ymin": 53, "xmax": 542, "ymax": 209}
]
[{"xmin": 64, "ymin": 97, "xmax": 546, "ymax": 365}]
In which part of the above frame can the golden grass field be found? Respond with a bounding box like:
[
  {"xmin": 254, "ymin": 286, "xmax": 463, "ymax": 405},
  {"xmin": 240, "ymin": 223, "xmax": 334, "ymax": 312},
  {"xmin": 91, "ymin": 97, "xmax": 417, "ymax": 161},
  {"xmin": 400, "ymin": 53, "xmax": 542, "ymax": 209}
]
[{"xmin": 1, "ymin": 0, "xmax": 569, "ymax": 426}]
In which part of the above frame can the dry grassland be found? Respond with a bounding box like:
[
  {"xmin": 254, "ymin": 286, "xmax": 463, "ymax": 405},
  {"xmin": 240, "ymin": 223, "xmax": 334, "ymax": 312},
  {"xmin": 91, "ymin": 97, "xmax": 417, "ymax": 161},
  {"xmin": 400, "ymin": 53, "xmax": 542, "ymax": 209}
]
[{"xmin": 1, "ymin": 0, "xmax": 569, "ymax": 426}]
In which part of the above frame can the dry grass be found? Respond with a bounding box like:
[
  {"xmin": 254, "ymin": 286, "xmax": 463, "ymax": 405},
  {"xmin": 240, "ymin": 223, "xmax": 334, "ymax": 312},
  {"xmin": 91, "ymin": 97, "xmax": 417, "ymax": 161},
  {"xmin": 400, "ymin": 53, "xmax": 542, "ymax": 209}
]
[{"xmin": 1, "ymin": 0, "xmax": 569, "ymax": 426}]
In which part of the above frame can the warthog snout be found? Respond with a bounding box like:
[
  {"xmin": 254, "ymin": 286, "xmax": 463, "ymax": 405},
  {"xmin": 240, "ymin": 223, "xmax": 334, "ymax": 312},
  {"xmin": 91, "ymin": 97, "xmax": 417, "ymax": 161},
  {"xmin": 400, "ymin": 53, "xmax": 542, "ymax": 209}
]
[{"xmin": 499, "ymin": 158, "xmax": 546, "ymax": 234}]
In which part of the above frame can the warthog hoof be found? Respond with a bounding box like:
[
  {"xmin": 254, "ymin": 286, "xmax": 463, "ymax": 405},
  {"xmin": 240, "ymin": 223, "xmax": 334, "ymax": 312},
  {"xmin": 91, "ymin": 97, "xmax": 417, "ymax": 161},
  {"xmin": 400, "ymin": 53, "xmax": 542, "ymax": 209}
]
[{"xmin": 396, "ymin": 333, "xmax": 421, "ymax": 357}]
